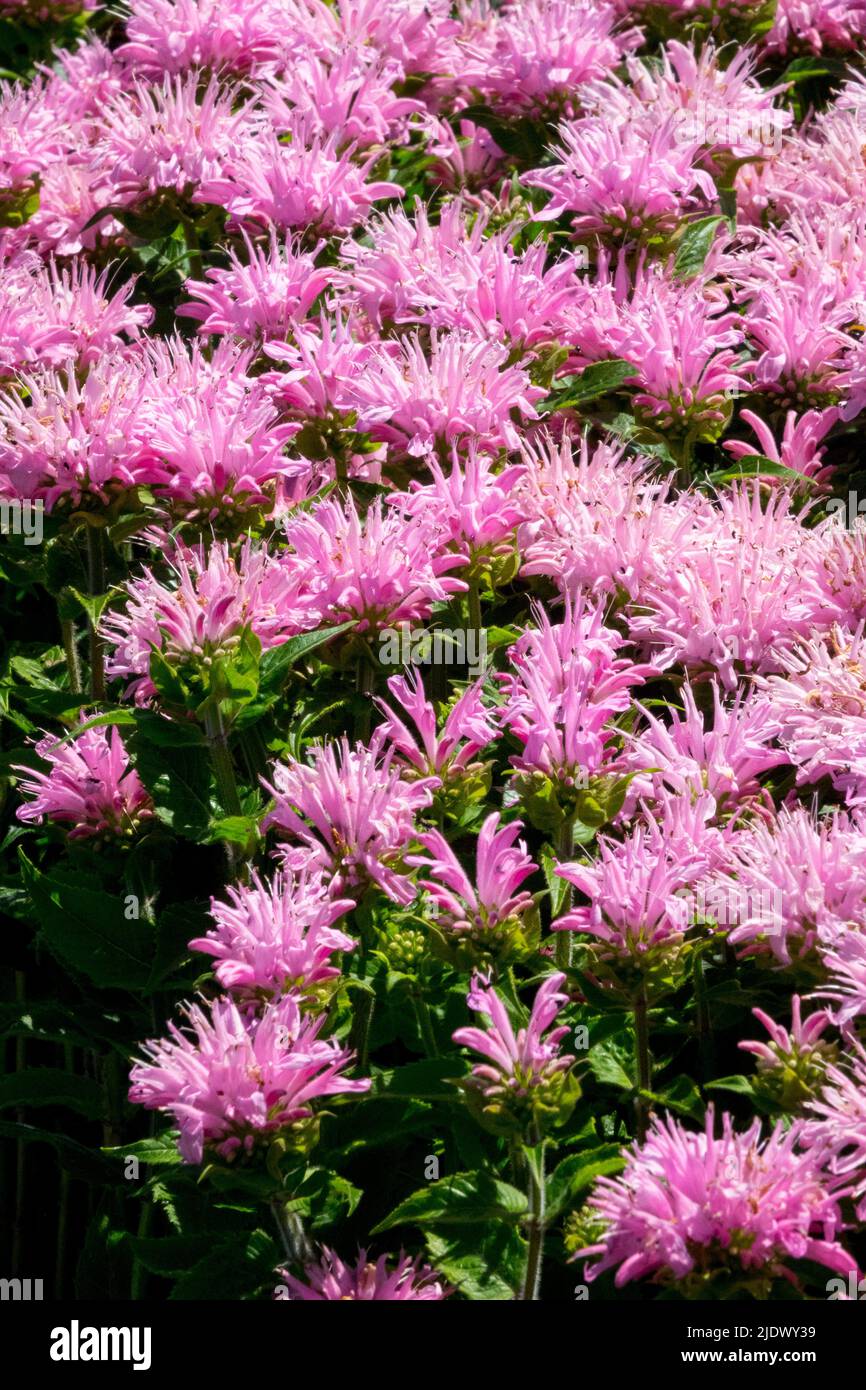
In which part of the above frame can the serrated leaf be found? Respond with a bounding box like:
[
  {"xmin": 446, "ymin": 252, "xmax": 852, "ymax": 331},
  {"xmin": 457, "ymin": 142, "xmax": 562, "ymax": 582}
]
[{"xmin": 372, "ymin": 1170, "xmax": 527, "ymax": 1233}]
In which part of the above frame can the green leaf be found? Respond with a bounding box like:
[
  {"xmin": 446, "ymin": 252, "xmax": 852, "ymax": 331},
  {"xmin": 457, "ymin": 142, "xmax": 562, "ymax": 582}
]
[
  {"xmin": 169, "ymin": 1229, "xmax": 278, "ymax": 1300},
  {"xmin": 706, "ymin": 1074, "xmax": 755, "ymax": 1098},
  {"xmin": 425, "ymin": 1225, "xmax": 526, "ymax": 1301},
  {"xmin": 707, "ymin": 455, "xmax": 815, "ymax": 488},
  {"xmin": 372, "ymin": 1170, "xmax": 528, "ymax": 1233},
  {"xmin": 643, "ymin": 1073, "xmax": 705, "ymax": 1121},
  {"xmin": 0, "ymin": 1067, "xmax": 103, "ymax": 1120},
  {"xmin": 674, "ymin": 216, "xmax": 725, "ymax": 279},
  {"xmin": 539, "ymin": 359, "xmax": 635, "ymax": 415},
  {"xmin": 540, "ymin": 844, "xmax": 570, "ymax": 917},
  {"xmin": 104, "ymin": 1133, "xmax": 182, "ymax": 1167},
  {"xmin": 132, "ymin": 737, "xmax": 214, "ymax": 840},
  {"xmin": 0, "ymin": 1118, "xmax": 117, "ymax": 1183},
  {"xmin": 588, "ymin": 1037, "xmax": 634, "ymax": 1092},
  {"xmin": 370, "ymin": 1057, "xmax": 464, "ymax": 1099},
  {"xmin": 258, "ymin": 622, "xmax": 356, "ymax": 698},
  {"xmin": 127, "ymin": 1234, "xmax": 215, "ymax": 1276},
  {"xmin": 20, "ymin": 852, "xmax": 154, "ymax": 990},
  {"xmin": 546, "ymin": 1145, "xmax": 626, "ymax": 1221}
]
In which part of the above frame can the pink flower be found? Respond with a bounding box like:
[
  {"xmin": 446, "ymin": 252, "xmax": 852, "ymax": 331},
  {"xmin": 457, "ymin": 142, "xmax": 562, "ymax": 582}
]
[
  {"xmin": 578, "ymin": 1109, "xmax": 858, "ymax": 1288},
  {"xmin": 103, "ymin": 540, "xmax": 315, "ymax": 703},
  {"xmin": 695, "ymin": 806, "xmax": 866, "ymax": 966},
  {"xmin": 458, "ymin": 0, "xmax": 639, "ymax": 117},
  {"xmin": 756, "ymin": 628, "xmax": 866, "ymax": 806},
  {"xmin": 118, "ymin": 0, "xmax": 289, "ymax": 76},
  {"xmin": 740, "ymin": 997, "xmax": 835, "ymax": 1073},
  {"xmin": 452, "ymin": 971, "xmax": 576, "ymax": 1131},
  {"xmin": 393, "ymin": 443, "xmax": 526, "ymax": 556},
  {"xmin": 190, "ymin": 868, "xmax": 356, "ymax": 995},
  {"xmin": 93, "ymin": 75, "xmax": 254, "ymax": 206},
  {"xmin": 620, "ymin": 681, "xmax": 786, "ymax": 817},
  {"xmin": 15, "ymin": 722, "xmax": 153, "ymax": 839},
  {"xmin": 281, "ymin": 1247, "xmax": 449, "ymax": 1300},
  {"xmin": 197, "ymin": 122, "xmax": 402, "ymax": 237},
  {"xmin": 373, "ymin": 669, "xmax": 498, "ymax": 777},
  {"xmin": 802, "ymin": 1040, "xmax": 866, "ymax": 1220},
  {"xmin": 817, "ymin": 931, "xmax": 866, "ymax": 1029},
  {"xmin": 524, "ymin": 115, "xmax": 717, "ymax": 242},
  {"xmin": 0, "ymin": 356, "xmax": 155, "ymax": 508},
  {"xmin": 128, "ymin": 993, "xmax": 369, "ymax": 1164},
  {"xmin": 499, "ymin": 593, "xmax": 654, "ymax": 783},
  {"xmin": 408, "ymin": 813, "xmax": 537, "ymax": 936},
  {"xmin": 554, "ymin": 796, "xmax": 723, "ymax": 963},
  {"xmin": 280, "ymin": 493, "xmax": 467, "ymax": 635},
  {"xmin": 262, "ymin": 738, "xmax": 437, "ymax": 905},
  {"xmin": 344, "ymin": 330, "xmax": 544, "ymax": 458},
  {"xmin": 724, "ymin": 406, "xmax": 839, "ymax": 481},
  {"xmin": 178, "ymin": 230, "xmax": 331, "ymax": 343}
]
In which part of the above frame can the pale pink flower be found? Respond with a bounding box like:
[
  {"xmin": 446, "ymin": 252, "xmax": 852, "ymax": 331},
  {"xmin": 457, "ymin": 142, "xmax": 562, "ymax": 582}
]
[
  {"xmin": 262, "ymin": 739, "xmax": 437, "ymax": 905},
  {"xmin": 103, "ymin": 540, "xmax": 316, "ymax": 703},
  {"xmin": 408, "ymin": 813, "xmax": 537, "ymax": 936},
  {"xmin": 16, "ymin": 722, "xmax": 153, "ymax": 839},
  {"xmin": 190, "ymin": 868, "xmax": 355, "ymax": 994},
  {"xmin": 373, "ymin": 669, "xmax": 498, "ymax": 777},
  {"xmin": 280, "ymin": 493, "xmax": 467, "ymax": 635},
  {"xmin": 281, "ymin": 1247, "xmax": 449, "ymax": 1300},
  {"xmin": 129, "ymin": 993, "xmax": 369, "ymax": 1164},
  {"xmin": 578, "ymin": 1109, "xmax": 858, "ymax": 1288},
  {"xmin": 344, "ymin": 330, "xmax": 544, "ymax": 458},
  {"xmin": 179, "ymin": 230, "xmax": 331, "ymax": 343}
]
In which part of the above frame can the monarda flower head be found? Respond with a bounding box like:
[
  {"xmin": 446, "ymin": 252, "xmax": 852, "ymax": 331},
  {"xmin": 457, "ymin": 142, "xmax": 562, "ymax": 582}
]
[
  {"xmin": 190, "ymin": 867, "xmax": 356, "ymax": 999},
  {"xmin": 619, "ymin": 681, "xmax": 786, "ymax": 820},
  {"xmin": 756, "ymin": 627, "xmax": 866, "ymax": 807},
  {"xmin": 801, "ymin": 1040, "xmax": 866, "ymax": 1220},
  {"xmin": 576, "ymin": 1109, "xmax": 858, "ymax": 1293},
  {"xmin": 554, "ymin": 795, "xmax": 724, "ymax": 997},
  {"xmin": 196, "ymin": 122, "xmax": 402, "ymax": 238},
  {"xmin": 408, "ymin": 812, "xmax": 538, "ymax": 967},
  {"xmin": 693, "ymin": 805, "xmax": 866, "ymax": 968},
  {"xmin": 458, "ymin": 0, "xmax": 639, "ymax": 118},
  {"xmin": 262, "ymin": 738, "xmax": 437, "ymax": 906},
  {"xmin": 739, "ymin": 997, "xmax": 836, "ymax": 1110},
  {"xmin": 523, "ymin": 114, "xmax": 716, "ymax": 246},
  {"xmin": 128, "ymin": 992, "xmax": 369, "ymax": 1165},
  {"xmin": 15, "ymin": 723, "xmax": 154, "ymax": 841},
  {"xmin": 280, "ymin": 492, "xmax": 467, "ymax": 637},
  {"xmin": 280, "ymin": 1247, "xmax": 449, "ymax": 1300},
  {"xmin": 344, "ymin": 330, "xmax": 544, "ymax": 461},
  {"xmin": 0, "ymin": 355, "xmax": 156, "ymax": 510},
  {"xmin": 93, "ymin": 74, "xmax": 254, "ymax": 207},
  {"xmin": 179, "ymin": 230, "xmax": 331, "ymax": 345},
  {"xmin": 452, "ymin": 971, "xmax": 579, "ymax": 1137},
  {"xmin": 372, "ymin": 669, "xmax": 498, "ymax": 782},
  {"xmin": 102, "ymin": 539, "xmax": 315, "ymax": 705},
  {"xmin": 118, "ymin": 0, "xmax": 289, "ymax": 77},
  {"xmin": 499, "ymin": 593, "xmax": 654, "ymax": 828}
]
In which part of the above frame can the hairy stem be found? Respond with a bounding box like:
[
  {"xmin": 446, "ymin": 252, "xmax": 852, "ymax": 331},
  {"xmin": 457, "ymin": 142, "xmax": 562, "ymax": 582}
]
[
  {"xmin": 520, "ymin": 1141, "xmax": 546, "ymax": 1302},
  {"xmin": 633, "ymin": 986, "xmax": 652, "ymax": 1143},
  {"xmin": 85, "ymin": 525, "xmax": 106, "ymax": 701}
]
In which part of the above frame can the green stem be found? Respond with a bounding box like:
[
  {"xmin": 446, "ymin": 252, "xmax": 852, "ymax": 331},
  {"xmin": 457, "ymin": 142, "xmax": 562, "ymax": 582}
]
[
  {"xmin": 85, "ymin": 525, "xmax": 106, "ymax": 701},
  {"xmin": 130, "ymin": 1190, "xmax": 153, "ymax": 1301},
  {"xmin": 467, "ymin": 574, "xmax": 482, "ymax": 639},
  {"xmin": 349, "ymin": 988, "xmax": 375, "ymax": 1072},
  {"xmin": 634, "ymin": 986, "xmax": 652, "ymax": 1142},
  {"xmin": 693, "ymin": 949, "xmax": 713, "ymax": 1080},
  {"xmin": 60, "ymin": 617, "xmax": 82, "ymax": 695},
  {"xmin": 270, "ymin": 1197, "xmax": 313, "ymax": 1267},
  {"xmin": 55, "ymin": 1041, "xmax": 74, "ymax": 1297},
  {"xmin": 355, "ymin": 648, "xmax": 375, "ymax": 743},
  {"xmin": 204, "ymin": 706, "xmax": 242, "ymax": 816},
  {"xmin": 520, "ymin": 1141, "xmax": 546, "ymax": 1302},
  {"xmin": 413, "ymin": 991, "xmax": 439, "ymax": 1058},
  {"xmin": 554, "ymin": 814, "xmax": 575, "ymax": 971}
]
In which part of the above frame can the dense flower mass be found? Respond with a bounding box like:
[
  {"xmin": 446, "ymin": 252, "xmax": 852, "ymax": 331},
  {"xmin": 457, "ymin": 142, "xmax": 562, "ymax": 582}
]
[{"xmin": 5, "ymin": 0, "xmax": 866, "ymax": 1311}]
